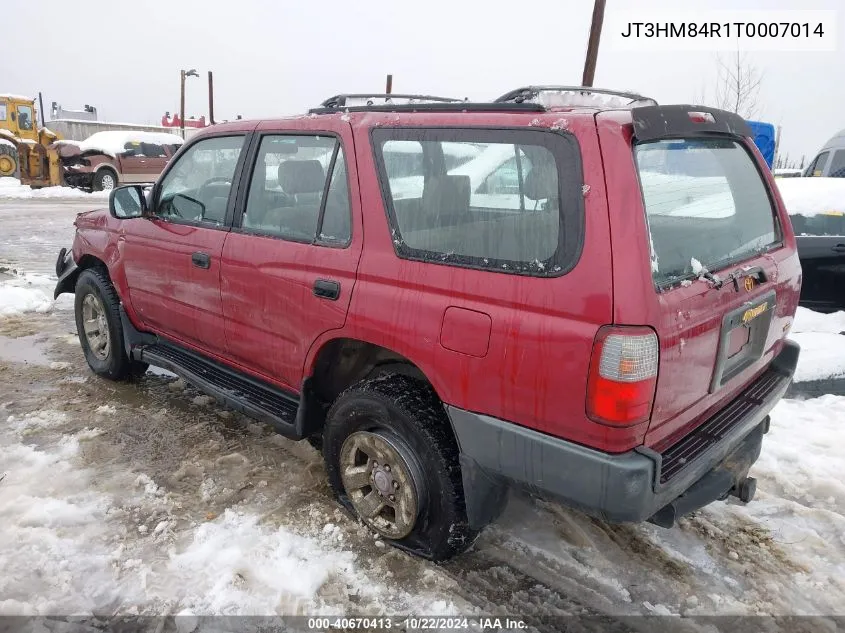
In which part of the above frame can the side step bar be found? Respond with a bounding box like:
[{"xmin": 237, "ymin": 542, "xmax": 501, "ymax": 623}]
[{"xmin": 139, "ymin": 342, "xmax": 302, "ymax": 438}]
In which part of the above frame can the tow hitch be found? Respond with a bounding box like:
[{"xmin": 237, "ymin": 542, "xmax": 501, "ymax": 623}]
[{"xmin": 729, "ymin": 476, "xmax": 757, "ymax": 503}]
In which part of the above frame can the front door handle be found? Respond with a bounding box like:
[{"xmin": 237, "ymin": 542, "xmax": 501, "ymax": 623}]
[
  {"xmin": 313, "ymin": 279, "xmax": 340, "ymax": 300},
  {"xmin": 832, "ymin": 244, "xmax": 845, "ymax": 253},
  {"xmin": 191, "ymin": 252, "xmax": 211, "ymax": 269}
]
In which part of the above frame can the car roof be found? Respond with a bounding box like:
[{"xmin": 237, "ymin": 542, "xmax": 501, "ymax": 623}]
[
  {"xmin": 195, "ymin": 87, "xmax": 653, "ymax": 135},
  {"xmin": 820, "ymin": 128, "xmax": 845, "ymax": 151}
]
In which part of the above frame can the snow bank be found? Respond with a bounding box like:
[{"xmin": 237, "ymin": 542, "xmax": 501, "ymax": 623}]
[
  {"xmin": 0, "ymin": 272, "xmax": 73, "ymax": 316},
  {"xmin": 0, "ymin": 284, "xmax": 53, "ymax": 316},
  {"xmin": 759, "ymin": 396, "xmax": 845, "ymax": 508},
  {"xmin": 0, "ymin": 177, "xmax": 108, "ymax": 200},
  {"xmin": 789, "ymin": 308, "xmax": 845, "ymax": 382},
  {"xmin": 775, "ymin": 177, "xmax": 845, "ymax": 218},
  {"xmin": 790, "ymin": 332, "xmax": 845, "ymax": 382},
  {"xmin": 792, "ymin": 307, "xmax": 845, "ymax": 334},
  {"xmin": 71, "ymin": 131, "xmax": 183, "ymax": 158}
]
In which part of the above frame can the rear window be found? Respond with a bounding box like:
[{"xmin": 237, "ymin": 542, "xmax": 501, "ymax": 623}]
[
  {"xmin": 372, "ymin": 128, "xmax": 584, "ymax": 276},
  {"xmin": 635, "ymin": 138, "xmax": 779, "ymax": 285}
]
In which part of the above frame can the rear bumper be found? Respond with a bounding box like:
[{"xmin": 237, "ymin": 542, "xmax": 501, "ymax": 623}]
[{"xmin": 448, "ymin": 339, "xmax": 799, "ymax": 528}]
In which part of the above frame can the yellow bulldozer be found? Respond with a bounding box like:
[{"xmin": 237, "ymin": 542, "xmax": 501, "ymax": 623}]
[{"xmin": 0, "ymin": 93, "xmax": 62, "ymax": 187}]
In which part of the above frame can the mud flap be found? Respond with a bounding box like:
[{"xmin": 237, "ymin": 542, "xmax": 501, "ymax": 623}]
[{"xmin": 460, "ymin": 454, "xmax": 509, "ymax": 530}]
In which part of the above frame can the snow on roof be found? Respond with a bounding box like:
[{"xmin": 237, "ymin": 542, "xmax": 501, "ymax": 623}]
[
  {"xmin": 76, "ymin": 131, "xmax": 184, "ymax": 158},
  {"xmin": 0, "ymin": 94, "xmax": 33, "ymax": 101},
  {"xmin": 775, "ymin": 177, "xmax": 845, "ymax": 217},
  {"xmin": 821, "ymin": 128, "xmax": 845, "ymax": 150}
]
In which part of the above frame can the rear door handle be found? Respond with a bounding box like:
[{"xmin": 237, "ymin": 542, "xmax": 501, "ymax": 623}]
[
  {"xmin": 313, "ymin": 279, "xmax": 340, "ymax": 300},
  {"xmin": 191, "ymin": 252, "xmax": 211, "ymax": 269},
  {"xmin": 832, "ymin": 244, "xmax": 845, "ymax": 253}
]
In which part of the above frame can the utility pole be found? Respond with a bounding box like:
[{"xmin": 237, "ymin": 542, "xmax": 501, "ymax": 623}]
[
  {"xmin": 208, "ymin": 71, "xmax": 215, "ymax": 125},
  {"xmin": 180, "ymin": 68, "xmax": 199, "ymax": 139},
  {"xmin": 581, "ymin": 0, "xmax": 606, "ymax": 87}
]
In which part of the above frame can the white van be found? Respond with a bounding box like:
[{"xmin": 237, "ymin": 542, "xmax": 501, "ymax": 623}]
[{"xmin": 805, "ymin": 129, "xmax": 845, "ymax": 178}]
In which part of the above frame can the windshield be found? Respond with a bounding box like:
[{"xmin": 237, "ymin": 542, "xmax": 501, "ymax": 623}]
[
  {"xmin": 17, "ymin": 104, "xmax": 33, "ymax": 130},
  {"xmin": 635, "ymin": 138, "xmax": 779, "ymax": 285}
]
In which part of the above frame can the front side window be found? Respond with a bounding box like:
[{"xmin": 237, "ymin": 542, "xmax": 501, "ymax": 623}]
[
  {"xmin": 828, "ymin": 150, "xmax": 845, "ymax": 178},
  {"xmin": 122, "ymin": 141, "xmax": 142, "ymax": 157},
  {"xmin": 372, "ymin": 128, "xmax": 584, "ymax": 276},
  {"xmin": 141, "ymin": 142, "xmax": 168, "ymax": 158},
  {"xmin": 807, "ymin": 151, "xmax": 830, "ymax": 177},
  {"xmin": 242, "ymin": 134, "xmax": 351, "ymax": 245},
  {"xmin": 156, "ymin": 135, "xmax": 245, "ymax": 225},
  {"xmin": 0, "ymin": 102, "xmax": 6, "ymax": 121},
  {"xmin": 17, "ymin": 105, "xmax": 33, "ymax": 130},
  {"xmin": 635, "ymin": 138, "xmax": 779, "ymax": 285}
]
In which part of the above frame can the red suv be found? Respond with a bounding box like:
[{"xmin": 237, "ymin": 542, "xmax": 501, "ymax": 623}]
[{"xmin": 55, "ymin": 88, "xmax": 801, "ymax": 561}]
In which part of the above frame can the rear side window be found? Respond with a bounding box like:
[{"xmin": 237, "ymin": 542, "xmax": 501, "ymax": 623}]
[
  {"xmin": 0, "ymin": 103, "xmax": 6, "ymax": 121},
  {"xmin": 636, "ymin": 138, "xmax": 779, "ymax": 285},
  {"xmin": 242, "ymin": 134, "xmax": 351, "ymax": 245},
  {"xmin": 372, "ymin": 128, "xmax": 584, "ymax": 276}
]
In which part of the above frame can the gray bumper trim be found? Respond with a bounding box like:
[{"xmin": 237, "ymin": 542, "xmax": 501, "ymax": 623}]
[{"xmin": 447, "ymin": 339, "xmax": 799, "ymax": 527}]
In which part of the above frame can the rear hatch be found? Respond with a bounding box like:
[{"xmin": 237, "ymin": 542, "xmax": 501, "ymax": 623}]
[{"xmin": 619, "ymin": 107, "xmax": 799, "ymax": 449}]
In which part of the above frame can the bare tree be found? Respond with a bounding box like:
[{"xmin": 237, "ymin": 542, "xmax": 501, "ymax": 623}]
[
  {"xmin": 696, "ymin": 51, "xmax": 764, "ymax": 119},
  {"xmin": 715, "ymin": 51, "xmax": 763, "ymax": 118}
]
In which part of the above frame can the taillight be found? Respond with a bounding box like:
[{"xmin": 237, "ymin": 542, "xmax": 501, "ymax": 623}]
[{"xmin": 586, "ymin": 326, "xmax": 659, "ymax": 426}]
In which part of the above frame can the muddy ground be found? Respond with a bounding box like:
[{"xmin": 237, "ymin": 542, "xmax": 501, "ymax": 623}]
[{"xmin": 1, "ymin": 200, "xmax": 843, "ymax": 631}]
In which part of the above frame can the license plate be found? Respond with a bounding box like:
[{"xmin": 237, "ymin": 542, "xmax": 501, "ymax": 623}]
[{"xmin": 710, "ymin": 291, "xmax": 776, "ymax": 393}]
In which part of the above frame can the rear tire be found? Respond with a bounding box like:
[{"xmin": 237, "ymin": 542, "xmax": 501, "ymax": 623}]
[
  {"xmin": 74, "ymin": 268, "xmax": 147, "ymax": 380},
  {"xmin": 323, "ymin": 374, "xmax": 477, "ymax": 561},
  {"xmin": 93, "ymin": 168, "xmax": 118, "ymax": 191},
  {"xmin": 0, "ymin": 144, "xmax": 18, "ymax": 178}
]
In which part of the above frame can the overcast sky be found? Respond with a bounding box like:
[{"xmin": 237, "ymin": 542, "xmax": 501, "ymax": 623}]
[{"xmin": 6, "ymin": 0, "xmax": 842, "ymax": 164}]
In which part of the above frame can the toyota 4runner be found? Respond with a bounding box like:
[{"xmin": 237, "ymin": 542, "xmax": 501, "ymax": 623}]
[{"xmin": 55, "ymin": 87, "xmax": 801, "ymax": 561}]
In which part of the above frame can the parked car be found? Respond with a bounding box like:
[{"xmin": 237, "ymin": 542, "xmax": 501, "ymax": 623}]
[
  {"xmin": 804, "ymin": 128, "xmax": 845, "ymax": 178},
  {"xmin": 56, "ymin": 131, "xmax": 183, "ymax": 191},
  {"xmin": 54, "ymin": 89, "xmax": 801, "ymax": 561},
  {"xmin": 776, "ymin": 176, "xmax": 845, "ymax": 311}
]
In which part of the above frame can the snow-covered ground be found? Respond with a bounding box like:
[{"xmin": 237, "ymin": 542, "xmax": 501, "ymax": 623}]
[
  {"xmin": 790, "ymin": 308, "xmax": 845, "ymax": 383},
  {"xmin": 0, "ymin": 272, "xmax": 71, "ymax": 316},
  {"xmin": 0, "ymin": 177, "xmax": 109, "ymax": 200},
  {"xmin": 1, "ymin": 199, "xmax": 844, "ymax": 623}
]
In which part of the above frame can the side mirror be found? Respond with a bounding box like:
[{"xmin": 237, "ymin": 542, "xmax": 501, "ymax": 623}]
[{"xmin": 109, "ymin": 185, "xmax": 147, "ymax": 219}]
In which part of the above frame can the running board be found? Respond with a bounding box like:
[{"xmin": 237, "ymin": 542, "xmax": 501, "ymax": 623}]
[{"xmin": 139, "ymin": 342, "xmax": 302, "ymax": 438}]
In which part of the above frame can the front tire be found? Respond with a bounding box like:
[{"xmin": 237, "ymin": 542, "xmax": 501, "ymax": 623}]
[
  {"xmin": 0, "ymin": 144, "xmax": 18, "ymax": 178},
  {"xmin": 93, "ymin": 168, "xmax": 118, "ymax": 191},
  {"xmin": 74, "ymin": 268, "xmax": 147, "ymax": 380},
  {"xmin": 323, "ymin": 374, "xmax": 477, "ymax": 561}
]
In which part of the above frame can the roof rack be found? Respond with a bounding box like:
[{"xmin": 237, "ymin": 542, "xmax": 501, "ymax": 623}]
[
  {"xmin": 319, "ymin": 93, "xmax": 463, "ymax": 109},
  {"xmin": 308, "ymin": 101, "xmax": 545, "ymax": 115},
  {"xmin": 495, "ymin": 86, "xmax": 658, "ymax": 108}
]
